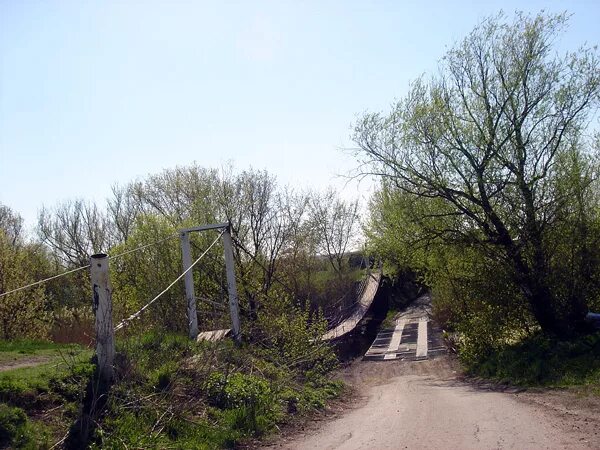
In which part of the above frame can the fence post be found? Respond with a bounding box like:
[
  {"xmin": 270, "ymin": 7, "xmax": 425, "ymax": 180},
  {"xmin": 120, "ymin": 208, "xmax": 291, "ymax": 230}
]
[
  {"xmin": 180, "ymin": 231, "xmax": 199, "ymax": 340},
  {"xmin": 222, "ymin": 226, "xmax": 241, "ymax": 343},
  {"xmin": 90, "ymin": 253, "xmax": 115, "ymax": 382}
]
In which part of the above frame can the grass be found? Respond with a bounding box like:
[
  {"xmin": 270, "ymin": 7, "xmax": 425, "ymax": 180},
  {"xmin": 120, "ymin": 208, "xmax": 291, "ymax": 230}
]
[
  {"xmin": 0, "ymin": 340, "xmax": 94, "ymax": 449},
  {"xmin": 0, "ymin": 350, "xmax": 92, "ymax": 389},
  {"xmin": 466, "ymin": 330, "xmax": 600, "ymax": 390},
  {"xmin": 86, "ymin": 331, "xmax": 342, "ymax": 449},
  {"xmin": 381, "ymin": 309, "xmax": 399, "ymax": 329},
  {"xmin": 0, "ymin": 339, "xmax": 89, "ymax": 364},
  {"xmin": 0, "ymin": 327, "xmax": 343, "ymax": 449}
]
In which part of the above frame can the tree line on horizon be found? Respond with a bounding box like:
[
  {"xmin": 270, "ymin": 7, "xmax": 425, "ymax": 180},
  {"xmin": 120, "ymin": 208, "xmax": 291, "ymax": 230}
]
[{"xmin": 0, "ymin": 165, "xmax": 361, "ymax": 340}]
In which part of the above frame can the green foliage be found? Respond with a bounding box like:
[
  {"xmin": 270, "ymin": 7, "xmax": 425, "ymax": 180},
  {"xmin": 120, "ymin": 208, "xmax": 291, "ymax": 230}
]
[
  {"xmin": 0, "ymin": 232, "xmax": 51, "ymax": 340},
  {"xmin": 0, "ymin": 404, "xmax": 32, "ymax": 448},
  {"xmin": 357, "ymin": 10, "xmax": 600, "ymax": 338},
  {"xmin": 205, "ymin": 371, "xmax": 271, "ymax": 409},
  {"xmin": 204, "ymin": 371, "xmax": 277, "ymax": 436},
  {"xmin": 251, "ymin": 293, "xmax": 338, "ymax": 381},
  {"xmin": 93, "ymin": 329, "xmax": 342, "ymax": 448},
  {"xmin": 466, "ymin": 331, "xmax": 600, "ymax": 388},
  {"xmin": 110, "ymin": 215, "xmax": 186, "ymax": 333},
  {"xmin": 297, "ymin": 380, "xmax": 343, "ymax": 411}
]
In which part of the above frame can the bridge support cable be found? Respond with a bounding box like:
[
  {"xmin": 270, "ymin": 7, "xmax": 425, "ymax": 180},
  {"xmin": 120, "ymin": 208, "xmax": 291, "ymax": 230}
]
[
  {"xmin": 177, "ymin": 223, "xmax": 241, "ymax": 343},
  {"xmin": 0, "ymin": 264, "xmax": 91, "ymax": 299},
  {"xmin": 0, "ymin": 233, "xmax": 179, "ymax": 299},
  {"xmin": 114, "ymin": 230, "xmax": 224, "ymax": 332}
]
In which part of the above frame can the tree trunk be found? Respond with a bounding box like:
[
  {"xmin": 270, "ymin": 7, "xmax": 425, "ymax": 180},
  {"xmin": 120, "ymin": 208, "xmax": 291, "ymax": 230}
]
[
  {"xmin": 508, "ymin": 244, "xmax": 581, "ymax": 339},
  {"xmin": 524, "ymin": 283, "xmax": 564, "ymax": 337}
]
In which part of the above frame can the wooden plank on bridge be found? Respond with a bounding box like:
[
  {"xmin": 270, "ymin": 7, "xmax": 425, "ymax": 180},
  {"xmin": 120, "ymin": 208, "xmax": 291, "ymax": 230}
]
[
  {"xmin": 196, "ymin": 329, "xmax": 231, "ymax": 342},
  {"xmin": 363, "ymin": 317, "xmax": 446, "ymax": 361}
]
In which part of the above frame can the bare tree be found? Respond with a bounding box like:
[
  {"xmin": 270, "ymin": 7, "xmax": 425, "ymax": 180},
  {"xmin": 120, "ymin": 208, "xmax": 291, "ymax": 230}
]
[
  {"xmin": 0, "ymin": 204, "xmax": 24, "ymax": 246},
  {"xmin": 310, "ymin": 189, "xmax": 360, "ymax": 275},
  {"xmin": 107, "ymin": 184, "xmax": 140, "ymax": 243},
  {"xmin": 38, "ymin": 199, "xmax": 111, "ymax": 266}
]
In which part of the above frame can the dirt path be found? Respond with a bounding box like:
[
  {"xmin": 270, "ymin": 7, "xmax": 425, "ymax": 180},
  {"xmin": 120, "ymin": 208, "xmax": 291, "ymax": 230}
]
[
  {"xmin": 264, "ymin": 357, "xmax": 600, "ymax": 450},
  {"xmin": 0, "ymin": 356, "xmax": 52, "ymax": 372}
]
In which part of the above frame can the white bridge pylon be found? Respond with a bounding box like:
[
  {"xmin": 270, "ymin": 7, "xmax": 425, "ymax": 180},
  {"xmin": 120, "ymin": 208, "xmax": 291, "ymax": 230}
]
[{"xmin": 180, "ymin": 223, "xmax": 241, "ymax": 343}]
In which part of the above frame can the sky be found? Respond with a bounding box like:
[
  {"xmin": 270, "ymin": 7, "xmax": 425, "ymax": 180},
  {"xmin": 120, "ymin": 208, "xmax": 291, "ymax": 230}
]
[{"xmin": 1, "ymin": 0, "xmax": 599, "ymax": 230}]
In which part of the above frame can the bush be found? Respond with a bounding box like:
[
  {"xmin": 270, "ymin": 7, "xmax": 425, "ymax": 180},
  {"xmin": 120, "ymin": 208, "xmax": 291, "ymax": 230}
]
[
  {"xmin": 251, "ymin": 293, "xmax": 338, "ymax": 382},
  {"xmin": 466, "ymin": 331, "xmax": 600, "ymax": 386},
  {"xmin": 204, "ymin": 370, "xmax": 276, "ymax": 435},
  {"xmin": 0, "ymin": 404, "xmax": 30, "ymax": 448},
  {"xmin": 206, "ymin": 371, "xmax": 271, "ymax": 409}
]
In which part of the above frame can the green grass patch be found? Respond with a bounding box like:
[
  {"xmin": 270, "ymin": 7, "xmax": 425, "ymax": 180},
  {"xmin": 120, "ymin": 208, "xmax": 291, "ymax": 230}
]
[
  {"xmin": 89, "ymin": 330, "xmax": 343, "ymax": 449},
  {"xmin": 465, "ymin": 331, "xmax": 600, "ymax": 389},
  {"xmin": 0, "ymin": 339, "xmax": 89, "ymax": 365},
  {"xmin": 0, "ymin": 339, "xmax": 80, "ymax": 353},
  {"xmin": 381, "ymin": 309, "xmax": 399, "ymax": 329},
  {"xmin": 0, "ymin": 347, "xmax": 93, "ymax": 392},
  {"xmin": 0, "ymin": 341, "xmax": 94, "ymax": 449}
]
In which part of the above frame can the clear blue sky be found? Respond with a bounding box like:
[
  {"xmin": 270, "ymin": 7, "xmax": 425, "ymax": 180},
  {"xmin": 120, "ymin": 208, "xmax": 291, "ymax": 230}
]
[{"xmin": 1, "ymin": 0, "xmax": 599, "ymax": 229}]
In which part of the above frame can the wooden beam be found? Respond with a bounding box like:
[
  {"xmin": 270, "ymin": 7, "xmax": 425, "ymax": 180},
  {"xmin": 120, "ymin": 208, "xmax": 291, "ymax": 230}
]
[
  {"xmin": 222, "ymin": 227, "xmax": 241, "ymax": 343},
  {"xmin": 180, "ymin": 223, "xmax": 229, "ymax": 233},
  {"xmin": 180, "ymin": 231, "xmax": 199, "ymax": 340},
  {"xmin": 90, "ymin": 253, "xmax": 115, "ymax": 382}
]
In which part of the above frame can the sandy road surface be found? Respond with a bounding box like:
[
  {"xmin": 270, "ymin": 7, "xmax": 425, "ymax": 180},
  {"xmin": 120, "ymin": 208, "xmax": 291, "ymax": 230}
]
[{"xmin": 265, "ymin": 357, "xmax": 600, "ymax": 450}]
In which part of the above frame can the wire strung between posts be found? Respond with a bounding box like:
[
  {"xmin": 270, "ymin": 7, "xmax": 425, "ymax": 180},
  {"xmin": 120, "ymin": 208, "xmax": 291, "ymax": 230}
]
[
  {"xmin": 109, "ymin": 233, "xmax": 179, "ymax": 260},
  {"xmin": 0, "ymin": 264, "xmax": 91, "ymax": 299},
  {"xmin": 114, "ymin": 230, "xmax": 225, "ymax": 332},
  {"xmin": 0, "ymin": 233, "xmax": 179, "ymax": 299}
]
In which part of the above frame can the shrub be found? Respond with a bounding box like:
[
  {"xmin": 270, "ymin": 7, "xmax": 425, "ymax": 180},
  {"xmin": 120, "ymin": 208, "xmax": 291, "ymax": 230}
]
[{"xmin": 0, "ymin": 404, "xmax": 30, "ymax": 448}]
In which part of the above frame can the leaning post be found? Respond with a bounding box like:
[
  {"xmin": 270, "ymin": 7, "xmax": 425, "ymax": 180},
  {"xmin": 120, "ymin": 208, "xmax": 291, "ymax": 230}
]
[
  {"xmin": 222, "ymin": 225, "xmax": 241, "ymax": 343},
  {"xmin": 180, "ymin": 231, "xmax": 199, "ymax": 340},
  {"xmin": 90, "ymin": 253, "xmax": 115, "ymax": 382}
]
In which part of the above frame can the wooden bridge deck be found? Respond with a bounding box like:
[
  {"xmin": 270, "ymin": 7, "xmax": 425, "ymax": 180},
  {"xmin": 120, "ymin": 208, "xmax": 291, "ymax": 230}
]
[{"xmin": 322, "ymin": 271, "xmax": 382, "ymax": 341}]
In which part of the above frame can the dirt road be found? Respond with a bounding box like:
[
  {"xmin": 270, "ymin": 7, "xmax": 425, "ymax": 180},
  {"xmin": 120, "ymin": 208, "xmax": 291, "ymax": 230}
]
[{"xmin": 265, "ymin": 357, "xmax": 600, "ymax": 450}]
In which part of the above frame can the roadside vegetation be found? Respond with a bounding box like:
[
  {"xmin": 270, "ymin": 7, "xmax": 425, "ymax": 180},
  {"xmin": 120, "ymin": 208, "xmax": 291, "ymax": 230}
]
[
  {"xmin": 0, "ymin": 304, "xmax": 342, "ymax": 449},
  {"xmin": 356, "ymin": 11, "xmax": 600, "ymax": 389},
  {"xmin": 467, "ymin": 331, "xmax": 600, "ymax": 391},
  {"xmin": 0, "ymin": 165, "xmax": 363, "ymax": 447},
  {"xmin": 0, "ymin": 342, "xmax": 93, "ymax": 448}
]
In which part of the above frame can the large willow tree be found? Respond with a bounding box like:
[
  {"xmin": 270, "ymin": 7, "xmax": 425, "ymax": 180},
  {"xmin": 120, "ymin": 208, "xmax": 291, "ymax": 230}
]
[{"xmin": 354, "ymin": 12, "xmax": 600, "ymax": 337}]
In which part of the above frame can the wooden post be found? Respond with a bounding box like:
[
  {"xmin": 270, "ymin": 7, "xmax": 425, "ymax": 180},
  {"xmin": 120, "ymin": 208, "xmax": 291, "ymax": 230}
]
[
  {"xmin": 180, "ymin": 231, "xmax": 199, "ymax": 340},
  {"xmin": 222, "ymin": 227, "xmax": 241, "ymax": 343},
  {"xmin": 90, "ymin": 253, "xmax": 115, "ymax": 382}
]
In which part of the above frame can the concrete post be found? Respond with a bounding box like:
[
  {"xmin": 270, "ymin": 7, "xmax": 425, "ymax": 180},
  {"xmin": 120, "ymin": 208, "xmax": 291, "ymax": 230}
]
[
  {"xmin": 222, "ymin": 227, "xmax": 241, "ymax": 343},
  {"xmin": 90, "ymin": 253, "xmax": 115, "ymax": 382},
  {"xmin": 180, "ymin": 231, "xmax": 199, "ymax": 340}
]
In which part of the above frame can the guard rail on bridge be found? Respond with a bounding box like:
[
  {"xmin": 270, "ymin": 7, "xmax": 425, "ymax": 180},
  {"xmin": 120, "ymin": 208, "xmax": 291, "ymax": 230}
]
[{"xmin": 322, "ymin": 270, "xmax": 382, "ymax": 341}]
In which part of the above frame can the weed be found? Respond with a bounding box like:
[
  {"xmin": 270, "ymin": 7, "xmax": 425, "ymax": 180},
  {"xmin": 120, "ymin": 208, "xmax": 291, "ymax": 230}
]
[{"xmin": 465, "ymin": 331, "xmax": 600, "ymax": 389}]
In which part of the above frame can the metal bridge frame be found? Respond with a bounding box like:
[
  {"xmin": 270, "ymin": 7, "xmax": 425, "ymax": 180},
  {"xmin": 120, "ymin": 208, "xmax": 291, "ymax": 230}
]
[{"xmin": 180, "ymin": 222, "xmax": 241, "ymax": 343}]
